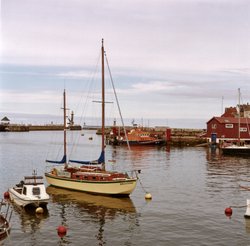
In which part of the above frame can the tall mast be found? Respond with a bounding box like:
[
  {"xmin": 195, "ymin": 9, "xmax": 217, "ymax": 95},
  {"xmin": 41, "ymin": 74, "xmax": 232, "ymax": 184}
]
[
  {"xmin": 101, "ymin": 39, "xmax": 105, "ymax": 153},
  {"xmin": 238, "ymin": 88, "xmax": 241, "ymax": 144},
  {"xmin": 63, "ymin": 89, "xmax": 67, "ymax": 167}
]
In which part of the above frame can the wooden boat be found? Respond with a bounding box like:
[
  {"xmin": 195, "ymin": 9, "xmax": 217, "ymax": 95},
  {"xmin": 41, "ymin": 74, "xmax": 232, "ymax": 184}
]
[
  {"xmin": 45, "ymin": 40, "xmax": 139, "ymax": 196},
  {"xmin": 115, "ymin": 128, "xmax": 165, "ymax": 145},
  {"xmin": 221, "ymin": 89, "xmax": 250, "ymax": 156},
  {"xmin": 0, "ymin": 201, "xmax": 12, "ymax": 241},
  {"xmin": 9, "ymin": 171, "xmax": 50, "ymax": 208}
]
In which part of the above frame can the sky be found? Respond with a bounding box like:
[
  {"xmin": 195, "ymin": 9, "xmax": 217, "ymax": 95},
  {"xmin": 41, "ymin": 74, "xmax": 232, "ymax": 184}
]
[{"xmin": 1, "ymin": 0, "xmax": 250, "ymax": 128}]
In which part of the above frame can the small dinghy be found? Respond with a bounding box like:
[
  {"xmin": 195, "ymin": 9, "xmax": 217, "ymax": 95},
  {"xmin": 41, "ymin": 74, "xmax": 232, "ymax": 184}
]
[
  {"xmin": 9, "ymin": 170, "xmax": 50, "ymax": 208},
  {"xmin": 0, "ymin": 200, "xmax": 12, "ymax": 241}
]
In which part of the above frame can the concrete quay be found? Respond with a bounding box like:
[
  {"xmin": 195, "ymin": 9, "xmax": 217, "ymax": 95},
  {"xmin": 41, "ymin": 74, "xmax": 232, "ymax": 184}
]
[{"xmin": 0, "ymin": 124, "xmax": 82, "ymax": 132}]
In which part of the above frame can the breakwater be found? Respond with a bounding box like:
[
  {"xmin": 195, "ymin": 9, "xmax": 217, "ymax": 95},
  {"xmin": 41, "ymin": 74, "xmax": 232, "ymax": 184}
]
[
  {"xmin": 103, "ymin": 126, "xmax": 207, "ymax": 147},
  {"xmin": 170, "ymin": 128, "xmax": 207, "ymax": 146},
  {"xmin": 0, "ymin": 124, "xmax": 82, "ymax": 132},
  {"xmin": 0, "ymin": 124, "xmax": 207, "ymax": 146}
]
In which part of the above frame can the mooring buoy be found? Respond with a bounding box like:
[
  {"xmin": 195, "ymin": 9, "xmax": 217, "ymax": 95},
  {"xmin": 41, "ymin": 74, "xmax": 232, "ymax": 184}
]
[
  {"xmin": 36, "ymin": 207, "xmax": 44, "ymax": 214},
  {"xmin": 145, "ymin": 192, "xmax": 152, "ymax": 200}
]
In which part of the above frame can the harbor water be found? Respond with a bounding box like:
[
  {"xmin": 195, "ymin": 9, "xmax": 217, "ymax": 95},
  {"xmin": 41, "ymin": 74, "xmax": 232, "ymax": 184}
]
[{"xmin": 1, "ymin": 130, "xmax": 250, "ymax": 245}]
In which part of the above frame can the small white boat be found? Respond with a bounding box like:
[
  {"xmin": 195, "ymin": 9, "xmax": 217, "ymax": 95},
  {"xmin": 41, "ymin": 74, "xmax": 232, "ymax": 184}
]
[{"xmin": 9, "ymin": 171, "xmax": 50, "ymax": 208}]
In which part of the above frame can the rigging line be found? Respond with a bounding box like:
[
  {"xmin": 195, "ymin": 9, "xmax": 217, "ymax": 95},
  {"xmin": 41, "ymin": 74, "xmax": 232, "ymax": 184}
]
[
  {"xmin": 46, "ymin": 97, "xmax": 65, "ymax": 162},
  {"xmin": 69, "ymin": 53, "xmax": 102, "ymax": 158},
  {"xmin": 73, "ymin": 51, "xmax": 101, "ymax": 117},
  {"xmin": 104, "ymin": 52, "xmax": 131, "ymax": 151}
]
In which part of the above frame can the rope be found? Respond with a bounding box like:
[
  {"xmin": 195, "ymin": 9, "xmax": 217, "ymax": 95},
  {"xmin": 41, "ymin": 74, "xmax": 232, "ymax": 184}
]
[
  {"xmin": 104, "ymin": 49, "xmax": 151, "ymax": 196},
  {"xmin": 136, "ymin": 172, "xmax": 148, "ymax": 193},
  {"xmin": 104, "ymin": 52, "xmax": 131, "ymax": 151},
  {"xmin": 229, "ymin": 205, "xmax": 247, "ymax": 208}
]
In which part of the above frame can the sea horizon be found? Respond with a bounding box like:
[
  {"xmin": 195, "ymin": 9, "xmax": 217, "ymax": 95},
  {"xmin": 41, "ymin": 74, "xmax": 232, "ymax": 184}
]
[{"xmin": 0, "ymin": 112, "xmax": 207, "ymax": 129}]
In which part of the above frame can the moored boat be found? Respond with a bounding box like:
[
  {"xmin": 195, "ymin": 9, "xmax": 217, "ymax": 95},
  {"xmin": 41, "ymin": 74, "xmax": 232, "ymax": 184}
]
[
  {"xmin": 221, "ymin": 142, "xmax": 250, "ymax": 155},
  {"xmin": 45, "ymin": 40, "xmax": 139, "ymax": 196},
  {"xmin": 115, "ymin": 128, "xmax": 165, "ymax": 146},
  {"xmin": 0, "ymin": 201, "xmax": 12, "ymax": 241},
  {"xmin": 9, "ymin": 171, "xmax": 50, "ymax": 208},
  {"xmin": 221, "ymin": 89, "xmax": 250, "ymax": 156}
]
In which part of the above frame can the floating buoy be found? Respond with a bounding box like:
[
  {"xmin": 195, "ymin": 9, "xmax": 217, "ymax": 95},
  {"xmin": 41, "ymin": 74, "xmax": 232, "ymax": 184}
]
[
  {"xmin": 57, "ymin": 225, "xmax": 67, "ymax": 238},
  {"xmin": 225, "ymin": 207, "xmax": 233, "ymax": 217},
  {"xmin": 4, "ymin": 191, "xmax": 10, "ymax": 199},
  {"xmin": 245, "ymin": 199, "xmax": 250, "ymax": 218},
  {"xmin": 36, "ymin": 207, "xmax": 44, "ymax": 214},
  {"xmin": 145, "ymin": 192, "xmax": 152, "ymax": 200}
]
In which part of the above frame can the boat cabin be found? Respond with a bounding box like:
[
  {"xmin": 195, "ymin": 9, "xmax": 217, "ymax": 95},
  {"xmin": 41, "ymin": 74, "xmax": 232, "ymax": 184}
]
[{"xmin": 15, "ymin": 176, "xmax": 46, "ymax": 197}]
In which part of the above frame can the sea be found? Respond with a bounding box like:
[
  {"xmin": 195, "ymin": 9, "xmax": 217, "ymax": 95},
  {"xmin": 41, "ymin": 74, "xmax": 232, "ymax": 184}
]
[
  {"xmin": 1, "ymin": 130, "xmax": 250, "ymax": 245},
  {"xmin": 0, "ymin": 112, "xmax": 207, "ymax": 129}
]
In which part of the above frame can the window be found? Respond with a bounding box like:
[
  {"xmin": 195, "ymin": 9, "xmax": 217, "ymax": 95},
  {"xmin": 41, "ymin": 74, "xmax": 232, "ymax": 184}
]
[
  {"xmin": 212, "ymin": 124, "xmax": 217, "ymax": 129},
  {"xmin": 240, "ymin": 127, "xmax": 247, "ymax": 132},
  {"xmin": 32, "ymin": 187, "xmax": 40, "ymax": 195},
  {"xmin": 23, "ymin": 187, "xmax": 27, "ymax": 195},
  {"xmin": 225, "ymin": 124, "xmax": 233, "ymax": 128}
]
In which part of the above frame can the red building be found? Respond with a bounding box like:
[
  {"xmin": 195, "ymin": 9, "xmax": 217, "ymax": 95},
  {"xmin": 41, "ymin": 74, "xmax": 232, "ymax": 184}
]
[{"xmin": 206, "ymin": 117, "xmax": 250, "ymax": 143}]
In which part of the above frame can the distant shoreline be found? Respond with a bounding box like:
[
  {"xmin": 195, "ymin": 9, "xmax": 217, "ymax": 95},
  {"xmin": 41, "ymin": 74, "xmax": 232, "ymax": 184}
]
[{"xmin": 0, "ymin": 112, "xmax": 207, "ymax": 129}]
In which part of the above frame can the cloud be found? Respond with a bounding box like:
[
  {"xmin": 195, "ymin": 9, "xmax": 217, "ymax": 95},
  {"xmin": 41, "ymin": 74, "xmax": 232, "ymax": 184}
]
[
  {"xmin": 57, "ymin": 70, "xmax": 93, "ymax": 79},
  {"xmin": 1, "ymin": 0, "xmax": 250, "ymax": 127},
  {"xmin": 2, "ymin": 0, "xmax": 250, "ymax": 72}
]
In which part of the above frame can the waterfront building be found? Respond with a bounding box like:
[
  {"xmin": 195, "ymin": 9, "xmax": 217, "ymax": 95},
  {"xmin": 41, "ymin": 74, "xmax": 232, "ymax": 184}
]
[{"xmin": 206, "ymin": 117, "xmax": 250, "ymax": 143}]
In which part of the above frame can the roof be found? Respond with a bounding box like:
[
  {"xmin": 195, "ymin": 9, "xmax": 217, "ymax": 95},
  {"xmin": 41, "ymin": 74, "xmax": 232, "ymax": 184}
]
[
  {"xmin": 207, "ymin": 117, "xmax": 250, "ymax": 124},
  {"xmin": 1, "ymin": 116, "xmax": 10, "ymax": 122}
]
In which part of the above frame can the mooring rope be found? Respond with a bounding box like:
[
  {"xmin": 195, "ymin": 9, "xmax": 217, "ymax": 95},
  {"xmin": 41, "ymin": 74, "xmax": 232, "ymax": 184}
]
[
  {"xmin": 136, "ymin": 172, "xmax": 148, "ymax": 193},
  {"xmin": 229, "ymin": 204, "xmax": 247, "ymax": 208}
]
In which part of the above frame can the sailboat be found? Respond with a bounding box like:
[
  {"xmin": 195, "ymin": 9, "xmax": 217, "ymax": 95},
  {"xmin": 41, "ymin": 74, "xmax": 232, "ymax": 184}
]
[
  {"xmin": 221, "ymin": 88, "xmax": 250, "ymax": 155},
  {"xmin": 45, "ymin": 40, "xmax": 138, "ymax": 196}
]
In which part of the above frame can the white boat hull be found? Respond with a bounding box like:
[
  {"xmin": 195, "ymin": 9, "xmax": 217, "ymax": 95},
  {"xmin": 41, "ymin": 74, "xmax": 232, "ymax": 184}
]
[
  {"xmin": 45, "ymin": 173, "xmax": 137, "ymax": 196},
  {"xmin": 9, "ymin": 188, "xmax": 50, "ymax": 208},
  {"xmin": 221, "ymin": 144, "xmax": 250, "ymax": 155}
]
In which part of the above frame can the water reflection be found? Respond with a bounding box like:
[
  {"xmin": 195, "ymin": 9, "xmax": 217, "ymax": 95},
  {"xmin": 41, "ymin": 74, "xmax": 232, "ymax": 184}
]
[
  {"xmin": 205, "ymin": 146, "xmax": 250, "ymax": 195},
  {"xmin": 245, "ymin": 218, "xmax": 250, "ymax": 234},
  {"xmin": 47, "ymin": 186, "xmax": 139, "ymax": 245},
  {"xmin": 12, "ymin": 203, "xmax": 49, "ymax": 232}
]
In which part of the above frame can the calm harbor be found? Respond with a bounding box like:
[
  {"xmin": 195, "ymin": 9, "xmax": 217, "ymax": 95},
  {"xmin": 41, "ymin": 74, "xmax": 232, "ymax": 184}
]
[{"xmin": 1, "ymin": 130, "xmax": 250, "ymax": 245}]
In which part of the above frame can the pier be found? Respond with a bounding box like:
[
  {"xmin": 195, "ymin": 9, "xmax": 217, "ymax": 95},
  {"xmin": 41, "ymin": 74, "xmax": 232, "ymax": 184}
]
[
  {"xmin": 0, "ymin": 124, "xmax": 81, "ymax": 132},
  {"xmin": 103, "ymin": 126, "xmax": 207, "ymax": 147}
]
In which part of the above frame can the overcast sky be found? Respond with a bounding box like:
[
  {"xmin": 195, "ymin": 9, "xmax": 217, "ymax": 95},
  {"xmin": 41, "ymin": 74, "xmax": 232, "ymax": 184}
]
[{"xmin": 1, "ymin": 0, "xmax": 250, "ymax": 128}]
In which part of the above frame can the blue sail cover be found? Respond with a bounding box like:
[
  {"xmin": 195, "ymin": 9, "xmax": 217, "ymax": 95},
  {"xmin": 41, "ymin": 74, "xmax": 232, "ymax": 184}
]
[
  {"xmin": 46, "ymin": 155, "xmax": 66, "ymax": 164},
  {"xmin": 69, "ymin": 151, "xmax": 105, "ymax": 165}
]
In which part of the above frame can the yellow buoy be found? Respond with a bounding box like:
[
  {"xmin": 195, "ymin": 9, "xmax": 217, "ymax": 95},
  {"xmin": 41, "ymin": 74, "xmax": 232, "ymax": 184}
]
[
  {"xmin": 36, "ymin": 207, "xmax": 44, "ymax": 214},
  {"xmin": 145, "ymin": 193, "xmax": 152, "ymax": 200}
]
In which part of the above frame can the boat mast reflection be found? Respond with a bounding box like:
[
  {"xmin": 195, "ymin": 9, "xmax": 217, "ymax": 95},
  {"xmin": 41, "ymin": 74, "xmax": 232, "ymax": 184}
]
[{"xmin": 47, "ymin": 186, "xmax": 139, "ymax": 245}]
